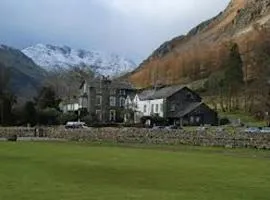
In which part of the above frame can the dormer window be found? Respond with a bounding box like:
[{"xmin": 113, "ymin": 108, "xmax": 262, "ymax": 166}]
[
  {"xmin": 110, "ymin": 89, "xmax": 116, "ymax": 95},
  {"xmin": 120, "ymin": 89, "xmax": 126, "ymax": 96}
]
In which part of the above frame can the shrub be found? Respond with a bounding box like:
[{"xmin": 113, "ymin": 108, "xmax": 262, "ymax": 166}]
[
  {"xmin": 58, "ymin": 112, "xmax": 78, "ymax": 124},
  {"xmin": 219, "ymin": 117, "xmax": 230, "ymax": 126},
  {"xmin": 7, "ymin": 134, "xmax": 17, "ymax": 142}
]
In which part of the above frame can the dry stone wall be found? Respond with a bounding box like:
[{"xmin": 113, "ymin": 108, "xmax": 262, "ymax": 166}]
[{"xmin": 0, "ymin": 127, "xmax": 270, "ymax": 150}]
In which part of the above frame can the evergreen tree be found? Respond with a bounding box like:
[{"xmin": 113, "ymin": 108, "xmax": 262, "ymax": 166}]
[
  {"xmin": 35, "ymin": 86, "xmax": 61, "ymax": 110},
  {"xmin": 224, "ymin": 43, "xmax": 244, "ymax": 87},
  {"xmin": 23, "ymin": 101, "xmax": 37, "ymax": 126}
]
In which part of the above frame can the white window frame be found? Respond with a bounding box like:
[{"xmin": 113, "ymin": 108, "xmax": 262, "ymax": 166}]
[
  {"xmin": 109, "ymin": 110, "xmax": 116, "ymax": 121},
  {"xmin": 120, "ymin": 97, "xmax": 126, "ymax": 107},
  {"xmin": 110, "ymin": 96, "xmax": 116, "ymax": 107},
  {"xmin": 155, "ymin": 104, "xmax": 159, "ymax": 113}
]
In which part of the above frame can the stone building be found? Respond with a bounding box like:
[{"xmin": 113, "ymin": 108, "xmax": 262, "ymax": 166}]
[
  {"xmin": 79, "ymin": 76, "xmax": 134, "ymax": 123},
  {"xmin": 126, "ymin": 85, "xmax": 218, "ymax": 126}
]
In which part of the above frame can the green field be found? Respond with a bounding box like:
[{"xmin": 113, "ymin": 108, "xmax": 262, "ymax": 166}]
[{"xmin": 0, "ymin": 142, "xmax": 270, "ymax": 200}]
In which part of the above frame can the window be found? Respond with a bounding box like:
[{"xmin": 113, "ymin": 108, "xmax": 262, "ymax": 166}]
[
  {"xmin": 110, "ymin": 89, "xmax": 116, "ymax": 95},
  {"xmin": 160, "ymin": 103, "xmax": 163, "ymax": 112},
  {"xmin": 96, "ymin": 95, "xmax": 102, "ymax": 106},
  {"xmin": 144, "ymin": 105, "xmax": 147, "ymax": 113},
  {"xmin": 110, "ymin": 110, "xmax": 116, "ymax": 121},
  {"xmin": 120, "ymin": 89, "xmax": 126, "ymax": 96},
  {"xmin": 96, "ymin": 110, "xmax": 102, "ymax": 121},
  {"xmin": 151, "ymin": 104, "xmax": 154, "ymax": 113},
  {"xmin": 155, "ymin": 104, "xmax": 159, "ymax": 113},
  {"xmin": 190, "ymin": 116, "xmax": 194, "ymax": 124},
  {"xmin": 110, "ymin": 96, "xmax": 116, "ymax": 106},
  {"xmin": 170, "ymin": 104, "xmax": 176, "ymax": 112},
  {"xmin": 120, "ymin": 97, "xmax": 125, "ymax": 107},
  {"xmin": 196, "ymin": 116, "xmax": 201, "ymax": 123}
]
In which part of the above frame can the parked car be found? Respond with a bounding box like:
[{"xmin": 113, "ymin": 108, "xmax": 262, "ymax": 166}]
[
  {"xmin": 151, "ymin": 126, "xmax": 165, "ymax": 130},
  {"xmin": 216, "ymin": 127, "xmax": 225, "ymax": 132},
  {"xmin": 244, "ymin": 127, "xmax": 261, "ymax": 133},
  {"xmin": 65, "ymin": 121, "xmax": 87, "ymax": 129},
  {"xmin": 260, "ymin": 127, "xmax": 270, "ymax": 133},
  {"xmin": 196, "ymin": 126, "xmax": 208, "ymax": 132},
  {"xmin": 164, "ymin": 125, "xmax": 182, "ymax": 130}
]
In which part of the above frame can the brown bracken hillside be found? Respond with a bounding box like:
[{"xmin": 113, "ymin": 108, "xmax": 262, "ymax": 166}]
[{"xmin": 129, "ymin": 0, "xmax": 270, "ymax": 88}]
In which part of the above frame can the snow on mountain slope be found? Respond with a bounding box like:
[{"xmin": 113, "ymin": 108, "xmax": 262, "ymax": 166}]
[{"xmin": 22, "ymin": 44, "xmax": 137, "ymax": 77}]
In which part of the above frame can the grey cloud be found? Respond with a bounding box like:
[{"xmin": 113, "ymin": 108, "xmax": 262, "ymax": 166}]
[{"xmin": 0, "ymin": 0, "xmax": 230, "ymax": 62}]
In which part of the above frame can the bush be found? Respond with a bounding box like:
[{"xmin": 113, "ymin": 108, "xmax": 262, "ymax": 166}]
[
  {"xmin": 7, "ymin": 134, "xmax": 17, "ymax": 142},
  {"xmin": 37, "ymin": 108, "xmax": 61, "ymax": 125},
  {"xmin": 219, "ymin": 117, "xmax": 230, "ymax": 126},
  {"xmin": 58, "ymin": 113, "xmax": 78, "ymax": 124}
]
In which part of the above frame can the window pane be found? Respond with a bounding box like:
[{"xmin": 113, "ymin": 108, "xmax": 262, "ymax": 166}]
[
  {"xmin": 155, "ymin": 104, "xmax": 159, "ymax": 112},
  {"xmin": 110, "ymin": 96, "xmax": 116, "ymax": 106}
]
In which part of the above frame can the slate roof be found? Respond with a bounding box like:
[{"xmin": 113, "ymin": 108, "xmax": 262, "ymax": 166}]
[
  {"xmin": 138, "ymin": 85, "xmax": 186, "ymax": 100},
  {"xmin": 174, "ymin": 102, "xmax": 203, "ymax": 118},
  {"xmin": 127, "ymin": 93, "xmax": 136, "ymax": 101},
  {"xmin": 80, "ymin": 77, "xmax": 134, "ymax": 90}
]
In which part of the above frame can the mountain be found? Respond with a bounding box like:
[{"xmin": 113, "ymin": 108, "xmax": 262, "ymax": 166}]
[
  {"xmin": 0, "ymin": 45, "xmax": 46, "ymax": 101},
  {"xmin": 129, "ymin": 0, "xmax": 270, "ymax": 88},
  {"xmin": 22, "ymin": 44, "xmax": 137, "ymax": 77}
]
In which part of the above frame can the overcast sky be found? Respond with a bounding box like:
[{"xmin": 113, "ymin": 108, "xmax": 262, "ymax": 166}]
[{"xmin": 0, "ymin": 0, "xmax": 230, "ymax": 63}]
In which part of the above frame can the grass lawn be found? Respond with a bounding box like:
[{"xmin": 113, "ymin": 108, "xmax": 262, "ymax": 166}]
[{"xmin": 0, "ymin": 142, "xmax": 270, "ymax": 200}]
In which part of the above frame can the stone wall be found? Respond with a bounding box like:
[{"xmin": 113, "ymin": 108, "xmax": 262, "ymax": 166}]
[{"xmin": 1, "ymin": 127, "xmax": 270, "ymax": 149}]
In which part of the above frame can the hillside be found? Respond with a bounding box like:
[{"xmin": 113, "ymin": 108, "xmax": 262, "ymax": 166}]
[
  {"xmin": 22, "ymin": 44, "xmax": 137, "ymax": 77},
  {"xmin": 0, "ymin": 45, "xmax": 46, "ymax": 101},
  {"xmin": 129, "ymin": 0, "xmax": 270, "ymax": 88}
]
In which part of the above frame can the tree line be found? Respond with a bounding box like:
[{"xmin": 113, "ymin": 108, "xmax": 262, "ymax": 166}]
[{"xmin": 0, "ymin": 64, "xmax": 82, "ymax": 126}]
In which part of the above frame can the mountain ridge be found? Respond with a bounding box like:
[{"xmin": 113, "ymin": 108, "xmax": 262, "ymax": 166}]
[
  {"xmin": 0, "ymin": 44, "xmax": 47, "ymax": 101},
  {"xmin": 22, "ymin": 44, "xmax": 137, "ymax": 77},
  {"xmin": 129, "ymin": 0, "xmax": 270, "ymax": 88}
]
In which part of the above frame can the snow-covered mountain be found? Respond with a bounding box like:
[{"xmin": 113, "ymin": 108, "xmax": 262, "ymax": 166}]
[{"xmin": 22, "ymin": 44, "xmax": 137, "ymax": 77}]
